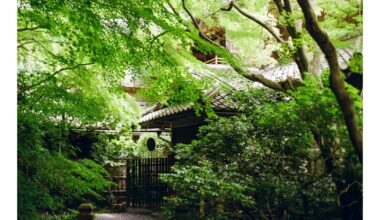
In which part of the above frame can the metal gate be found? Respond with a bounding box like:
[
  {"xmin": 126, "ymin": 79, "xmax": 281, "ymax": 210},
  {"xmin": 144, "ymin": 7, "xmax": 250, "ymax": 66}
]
[{"xmin": 126, "ymin": 157, "xmax": 173, "ymax": 207}]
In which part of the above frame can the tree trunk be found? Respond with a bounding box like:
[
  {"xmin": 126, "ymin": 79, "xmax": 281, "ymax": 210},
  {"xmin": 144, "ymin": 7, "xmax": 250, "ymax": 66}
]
[
  {"xmin": 297, "ymin": 0, "xmax": 362, "ymax": 163},
  {"xmin": 310, "ymin": 46, "xmax": 322, "ymax": 77},
  {"xmin": 199, "ymin": 197, "xmax": 205, "ymax": 218},
  {"xmin": 311, "ymin": 128, "xmax": 362, "ymax": 220},
  {"xmin": 273, "ymin": 0, "xmax": 310, "ymax": 77}
]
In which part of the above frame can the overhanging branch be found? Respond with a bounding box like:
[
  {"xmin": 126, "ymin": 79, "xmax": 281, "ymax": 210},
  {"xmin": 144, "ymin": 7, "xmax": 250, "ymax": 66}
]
[
  {"xmin": 18, "ymin": 63, "xmax": 93, "ymax": 95},
  {"xmin": 229, "ymin": 1, "xmax": 284, "ymax": 44},
  {"xmin": 273, "ymin": 0, "xmax": 309, "ymax": 77},
  {"xmin": 181, "ymin": 0, "xmax": 222, "ymax": 48},
  {"xmin": 17, "ymin": 26, "xmax": 45, "ymax": 32},
  {"xmin": 181, "ymin": 0, "xmax": 289, "ymax": 92}
]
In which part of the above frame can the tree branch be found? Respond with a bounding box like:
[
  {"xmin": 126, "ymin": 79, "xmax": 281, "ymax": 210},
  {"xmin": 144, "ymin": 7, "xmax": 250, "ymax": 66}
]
[
  {"xmin": 273, "ymin": 0, "xmax": 309, "ymax": 78},
  {"xmin": 230, "ymin": 1, "xmax": 284, "ymax": 44},
  {"xmin": 17, "ymin": 40, "xmax": 36, "ymax": 49},
  {"xmin": 17, "ymin": 38, "xmax": 66, "ymax": 50},
  {"xmin": 284, "ymin": 0, "xmax": 309, "ymax": 76},
  {"xmin": 18, "ymin": 63, "xmax": 93, "ymax": 95},
  {"xmin": 230, "ymin": 64, "xmax": 286, "ymax": 92},
  {"xmin": 202, "ymin": 2, "xmax": 232, "ymax": 20},
  {"xmin": 167, "ymin": 1, "xmax": 180, "ymax": 17},
  {"xmin": 148, "ymin": 31, "xmax": 169, "ymax": 45},
  {"xmin": 181, "ymin": 0, "xmax": 222, "ymax": 48},
  {"xmin": 17, "ymin": 26, "xmax": 45, "ymax": 32},
  {"xmin": 229, "ymin": 0, "xmax": 310, "ymax": 79},
  {"xmin": 297, "ymin": 0, "xmax": 362, "ymax": 163},
  {"xmin": 337, "ymin": 181, "xmax": 362, "ymax": 208},
  {"xmin": 181, "ymin": 0, "xmax": 289, "ymax": 92}
]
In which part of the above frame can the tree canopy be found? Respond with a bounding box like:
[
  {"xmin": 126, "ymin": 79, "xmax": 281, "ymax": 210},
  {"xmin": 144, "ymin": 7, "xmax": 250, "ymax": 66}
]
[{"xmin": 17, "ymin": 0, "xmax": 363, "ymax": 219}]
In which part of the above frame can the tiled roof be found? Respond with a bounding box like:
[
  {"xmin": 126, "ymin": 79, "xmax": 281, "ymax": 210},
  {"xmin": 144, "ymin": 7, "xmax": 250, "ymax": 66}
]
[
  {"xmin": 138, "ymin": 91, "xmax": 236, "ymax": 124},
  {"xmin": 139, "ymin": 104, "xmax": 193, "ymax": 124},
  {"xmin": 211, "ymin": 92, "xmax": 238, "ymax": 110},
  {"xmin": 138, "ymin": 49, "xmax": 353, "ymax": 125}
]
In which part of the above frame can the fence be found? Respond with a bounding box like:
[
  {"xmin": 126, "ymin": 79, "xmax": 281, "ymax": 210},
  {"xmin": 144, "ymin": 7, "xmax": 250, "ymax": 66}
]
[
  {"xmin": 204, "ymin": 56, "xmax": 228, "ymax": 65},
  {"xmin": 126, "ymin": 157, "xmax": 173, "ymax": 207}
]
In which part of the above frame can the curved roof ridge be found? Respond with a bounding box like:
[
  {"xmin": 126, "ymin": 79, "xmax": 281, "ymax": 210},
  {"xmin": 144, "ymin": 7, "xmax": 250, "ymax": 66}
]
[{"xmin": 138, "ymin": 49, "xmax": 354, "ymax": 125}]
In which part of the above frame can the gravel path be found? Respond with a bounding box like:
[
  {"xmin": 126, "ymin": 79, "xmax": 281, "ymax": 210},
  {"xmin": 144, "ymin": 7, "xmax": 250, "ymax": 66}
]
[
  {"xmin": 95, "ymin": 213, "xmax": 157, "ymax": 220},
  {"xmin": 95, "ymin": 208, "xmax": 164, "ymax": 220}
]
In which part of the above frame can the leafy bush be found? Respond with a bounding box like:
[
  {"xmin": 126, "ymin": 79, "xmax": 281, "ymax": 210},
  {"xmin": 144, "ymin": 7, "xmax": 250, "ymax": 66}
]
[
  {"xmin": 18, "ymin": 148, "xmax": 112, "ymax": 219},
  {"xmin": 160, "ymin": 80, "xmax": 357, "ymax": 219},
  {"xmin": 17, "ymin": 115, "xmax": 113, "ymax": 219},
  {"xmin": 161, "ymin": 160, "xmax": 253, "ymax": 219}
]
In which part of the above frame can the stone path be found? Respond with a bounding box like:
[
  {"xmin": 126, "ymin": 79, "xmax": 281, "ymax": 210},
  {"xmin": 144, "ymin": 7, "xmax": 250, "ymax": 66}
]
[
  {"xmin": 95, "ymin": 208, "xmax": 164, "ymax": 220},
  {"xmin": 95, "ymin": 213, "xmax": 156, "ymax": 220}
]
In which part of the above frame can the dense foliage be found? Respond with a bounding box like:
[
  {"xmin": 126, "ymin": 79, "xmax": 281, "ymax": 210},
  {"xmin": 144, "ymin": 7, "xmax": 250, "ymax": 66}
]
[
  {"xmin": 18, "ymin": 0, "xmax": 142, "ymax": 218},
  {"xmin": 161, "ymin": 73, "xmax": 362, "ymax": 219},
  {"xmin": 18, "ymin": 115, "xmax": 114, "ymax": 219},
  {"xmin": 17, "ymin": 0, "xmax": 196, "ymax": 217}
]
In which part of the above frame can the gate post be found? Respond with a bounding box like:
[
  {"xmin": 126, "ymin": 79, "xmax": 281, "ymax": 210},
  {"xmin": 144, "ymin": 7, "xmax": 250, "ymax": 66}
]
[
  {"xmin": 77, "ymin": 203, "xmax": 94, "ymax": 220},
  {"xmin": 126, "ymin": 158, "xmax": 129, "ymax": 207}
]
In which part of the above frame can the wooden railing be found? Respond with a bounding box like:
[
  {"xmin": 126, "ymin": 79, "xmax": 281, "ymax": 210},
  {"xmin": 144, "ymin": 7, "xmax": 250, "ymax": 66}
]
[{"xmin": 204, "ymin": 56, "xmax": 228, "ymax": 65}]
